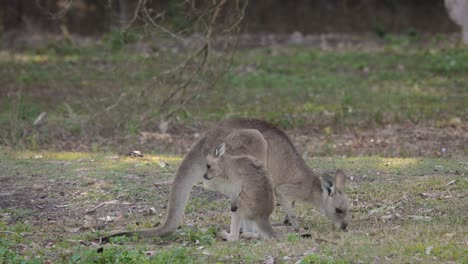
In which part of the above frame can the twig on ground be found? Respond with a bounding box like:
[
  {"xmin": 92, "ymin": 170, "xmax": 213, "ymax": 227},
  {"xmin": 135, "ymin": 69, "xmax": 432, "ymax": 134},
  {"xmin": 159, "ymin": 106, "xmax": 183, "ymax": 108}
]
[
  {"xmin": 154, "ymin": 180, "xmax": 173, "ymax": 186},
  {"xmin": 0, "ymin": 231, "xmax": 39, "ymax": 236},
  {"xmin": 315, "ymin": 238, "xmax": 338, "ymax": 245},
  {"xmin": 353, "ymin": 217, "xmax": 372, "ymax": 222},
  {"xmin": 85, "ymin": 200, "xmax": 119, "ymax": 214}
]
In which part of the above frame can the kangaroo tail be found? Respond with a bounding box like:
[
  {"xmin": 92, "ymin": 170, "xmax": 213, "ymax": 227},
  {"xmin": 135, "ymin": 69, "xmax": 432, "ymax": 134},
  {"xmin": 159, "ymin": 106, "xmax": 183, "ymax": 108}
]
[
  {"xmin": 101, "ymin": 138, "xmax": 206, "ymax": 243},
  {"xmin": 99, "ymin": 227, "xmax": 172, "ymax": 243}
]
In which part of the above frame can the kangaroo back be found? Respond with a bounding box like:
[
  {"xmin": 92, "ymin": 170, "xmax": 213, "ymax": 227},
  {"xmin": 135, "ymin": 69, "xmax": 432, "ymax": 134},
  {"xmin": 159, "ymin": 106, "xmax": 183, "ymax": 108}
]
[{"xmin": 224, "ymin": 129, "xmax": 268, "ymax": 164}]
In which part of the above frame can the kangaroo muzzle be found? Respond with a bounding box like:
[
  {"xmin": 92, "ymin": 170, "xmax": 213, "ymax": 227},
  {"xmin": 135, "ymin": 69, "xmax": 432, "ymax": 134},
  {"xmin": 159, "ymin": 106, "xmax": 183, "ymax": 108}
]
[
  {"xmin": 203, "ymin": 173, "xmax": 213, "ymax": 180},
  {"xmin": 341, "ymin": 223, "xmax": 348, "ymax": 232}
]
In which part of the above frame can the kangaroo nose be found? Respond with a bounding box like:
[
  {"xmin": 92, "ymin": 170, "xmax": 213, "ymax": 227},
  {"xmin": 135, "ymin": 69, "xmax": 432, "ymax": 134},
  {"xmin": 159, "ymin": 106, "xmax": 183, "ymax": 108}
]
[{"xmin": 341, "ymin": 223, "xmax": 348, "ymax": 232}]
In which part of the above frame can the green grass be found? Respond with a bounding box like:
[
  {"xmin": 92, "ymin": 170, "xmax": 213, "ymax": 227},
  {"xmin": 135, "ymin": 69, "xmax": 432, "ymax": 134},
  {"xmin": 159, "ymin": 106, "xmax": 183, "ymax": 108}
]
[
  {"xmin": 0, "ymin": 34, "xmax": 466, "ymax": 148},
  {"xmin": 0, "ymin": 34, "xmax": 466, "ymax": 262},
  {"xmin": 217, "ymin": 47, "xmax": 467, "ymax": 127},
  {"xmin": 0, "ymin": 147, "xmax": 466, "ymax": 263}
]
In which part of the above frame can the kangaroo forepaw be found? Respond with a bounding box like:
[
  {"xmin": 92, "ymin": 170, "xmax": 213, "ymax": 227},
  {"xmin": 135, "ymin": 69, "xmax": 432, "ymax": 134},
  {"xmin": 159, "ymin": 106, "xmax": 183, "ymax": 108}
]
[{"xmin": 218, "ymin": 230, "xmax": 239, "ymax": 241}]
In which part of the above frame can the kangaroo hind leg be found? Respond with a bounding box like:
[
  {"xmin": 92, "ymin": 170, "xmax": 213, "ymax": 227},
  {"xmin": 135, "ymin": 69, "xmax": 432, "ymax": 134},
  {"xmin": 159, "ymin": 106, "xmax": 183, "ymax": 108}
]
[
  {"xmin": 219, "ymin": 212, "xmax": 241, "ymax": 241},
  {"xmin": 255, "ymin": 217, "xmax": 277, "ymax": 240}
]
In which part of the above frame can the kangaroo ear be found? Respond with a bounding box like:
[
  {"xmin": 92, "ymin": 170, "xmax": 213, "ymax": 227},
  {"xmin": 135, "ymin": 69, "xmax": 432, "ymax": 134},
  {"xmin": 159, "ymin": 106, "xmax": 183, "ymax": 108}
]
[
  {"xmin": 215, "ymin": 143, "xmax": 226, "ymax": 157},
  {"xmin": 321, "ymin": 172, "xmax": 336, "ymax": 197},
  {"xmin": 335, "ymin": 169, "xmax": 346, "ymax": 192}
]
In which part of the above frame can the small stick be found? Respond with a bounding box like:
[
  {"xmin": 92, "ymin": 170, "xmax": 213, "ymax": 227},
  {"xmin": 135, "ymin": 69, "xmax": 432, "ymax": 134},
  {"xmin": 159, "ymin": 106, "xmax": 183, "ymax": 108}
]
[
  {"xmin": 352, "ymin": 217, "xmax": 372, "ymax": 222},
  {"xmin": 315, "ymin": 238, "xmax": 338, "ymax": 245},
  {"xmin": 0, "ymin": 231, "xmax": 38, "ymax": 236},
  {"xmin": 85, "ymin": 200, "xmax": 118, "ymax": 214},
  {"xmin": 154, "ymin": 180, "xmax": 173, "ymax": 186}
]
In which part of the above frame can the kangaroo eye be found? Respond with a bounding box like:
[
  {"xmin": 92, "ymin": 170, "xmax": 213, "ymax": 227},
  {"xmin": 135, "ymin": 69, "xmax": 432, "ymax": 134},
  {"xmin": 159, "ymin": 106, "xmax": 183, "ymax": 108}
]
[
  {"xmin": 206, "ymin": 164, "xmax": 211, "ymax": 169},
  {"xmin": 335, "ymin": 208, "xmax": 343, "ymax": 214}
]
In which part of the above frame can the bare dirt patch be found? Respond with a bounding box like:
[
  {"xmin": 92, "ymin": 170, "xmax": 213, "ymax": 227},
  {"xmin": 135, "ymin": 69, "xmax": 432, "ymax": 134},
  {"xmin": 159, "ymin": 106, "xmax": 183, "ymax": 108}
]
[
  {"xmin": 293, "ymin": 122, "xmax": 468, "ymax": 158},
  {"xmin": 123, "ymin": 121, "xmax": 468, "ymax": 158}
]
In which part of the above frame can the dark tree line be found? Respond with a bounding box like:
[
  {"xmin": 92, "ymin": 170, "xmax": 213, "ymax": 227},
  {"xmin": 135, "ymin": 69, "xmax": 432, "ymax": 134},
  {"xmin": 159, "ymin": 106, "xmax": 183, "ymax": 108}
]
[{"xmin": 0, "ymin": 0, "xmax": 457, "ymax": 36}]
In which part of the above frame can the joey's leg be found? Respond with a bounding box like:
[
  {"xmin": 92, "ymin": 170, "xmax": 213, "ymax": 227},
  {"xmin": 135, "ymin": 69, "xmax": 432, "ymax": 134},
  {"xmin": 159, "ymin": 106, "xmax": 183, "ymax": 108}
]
[
  {"xmin": 275, "ymin": 184, "xmax": 301, "ymax": 231},
  {"xmin": 219, "ymin": 212, "xmax": 241, "ymax": 241}
]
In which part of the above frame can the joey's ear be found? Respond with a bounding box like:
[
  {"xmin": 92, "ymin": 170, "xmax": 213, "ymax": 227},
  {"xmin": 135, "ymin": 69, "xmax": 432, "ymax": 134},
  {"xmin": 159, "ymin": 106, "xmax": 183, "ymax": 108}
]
[
  {"xmin": 335, "ymin": 169, "xmax": 346, "ymax": 192},
  {"xmin": 215, "ymin": 143, "xmax": 226, "ymax": 157},
  {"xmin": 321, "ymin": 172, "xmax": 336, "ymax": 196}
]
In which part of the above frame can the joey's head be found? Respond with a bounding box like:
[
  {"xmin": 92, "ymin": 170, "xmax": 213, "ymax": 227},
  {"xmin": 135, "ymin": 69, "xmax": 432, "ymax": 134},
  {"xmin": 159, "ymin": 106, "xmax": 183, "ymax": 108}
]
[
  {"xmin": 203, "ymin": 143, "xmax": 227, "ymax": 180},
  {"xmin": 320, "ymin": 170, "xmax": 350, "ymax": 231}
]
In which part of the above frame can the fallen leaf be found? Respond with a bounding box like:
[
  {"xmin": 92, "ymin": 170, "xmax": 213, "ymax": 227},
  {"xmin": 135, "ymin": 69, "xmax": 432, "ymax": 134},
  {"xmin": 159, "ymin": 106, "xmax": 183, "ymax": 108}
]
[
  {"xmin": 408, "ymin": 215, "xmax": 432, "ymax": 221},
  {"xmin": 425, "ymin": 245, "xmax": 433, "ymax": 255},
  {"xmin": 98, "ymin": 215, "xmax": 123, "ymax": 222},
  {"xmin": 143, "ymin": 207, "xmax": 156, "ymax": 216},
  {"xmin": 444, "ymin": 233, "xmax": 455, "ymax": 239},
  {"xmin": 446, "ymin": 180, "xmax": 456, "ymax": 186},
  {"xmin": 158, "ymin": 161, "xmax": 168, "ymax": 168},
  {"xmin": 130, "ymin": 150, "xmax": 143, "ymax": 157},
  {"xmin": 263, "ymin": 255, "xmax": 275, "ymax": 264},
  {"xmin": 65, "ymin": 227, "xmax": 80, "ymax": 233}
]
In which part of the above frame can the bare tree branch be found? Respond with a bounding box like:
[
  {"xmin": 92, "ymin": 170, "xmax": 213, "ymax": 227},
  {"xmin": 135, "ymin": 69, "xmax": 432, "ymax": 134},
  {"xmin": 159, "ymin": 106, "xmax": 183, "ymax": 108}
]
[
  {"xmin": 35, "ymin": 0, "xmax": 74, "ymax": 20},
  {"xmin": 121, "ymin": 0, "xmax": 144, "ymax": 31},
  {"xmin": 142, "ymin": 4, "xmax": 183, "ymax": 41},
  {"xmin": 157, "ymin": 0, "xmax": 248, "ymax": 119}
]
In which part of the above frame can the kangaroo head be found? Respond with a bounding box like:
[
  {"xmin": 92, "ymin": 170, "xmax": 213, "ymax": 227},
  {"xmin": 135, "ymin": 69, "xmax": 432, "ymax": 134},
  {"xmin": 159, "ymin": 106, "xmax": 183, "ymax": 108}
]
[
  {"xmin": 204, "ymin": 143, "xmax": 227, "ymax": 180},
  {"xmin": 320, "ymin": 170, "xmax": 350, "ymax": 231}
]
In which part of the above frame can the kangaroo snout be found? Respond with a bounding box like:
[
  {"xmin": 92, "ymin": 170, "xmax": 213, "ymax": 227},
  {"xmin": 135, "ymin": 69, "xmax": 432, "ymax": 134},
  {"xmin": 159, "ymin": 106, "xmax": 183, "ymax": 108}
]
[
  {"xmin": 203, "ymin": 173, "xmax": 212, "ymax": 180},
  {"xmin": 341, "ymin": 223, "xmax": 348, "ymax": 232}
]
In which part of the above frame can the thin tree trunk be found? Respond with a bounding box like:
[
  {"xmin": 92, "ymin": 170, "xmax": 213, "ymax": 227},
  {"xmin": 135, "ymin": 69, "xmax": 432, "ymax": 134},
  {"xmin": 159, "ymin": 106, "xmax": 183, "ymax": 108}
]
[{"xmin": 119, "ymin": 0, "xmax": 129, "ymax": 26}]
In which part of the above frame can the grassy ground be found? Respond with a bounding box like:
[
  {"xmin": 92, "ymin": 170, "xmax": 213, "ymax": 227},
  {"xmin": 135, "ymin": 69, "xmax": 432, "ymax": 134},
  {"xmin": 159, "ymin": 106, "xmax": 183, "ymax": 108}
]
[
  {"xmin": 0, "ymin": 33, "xmax": 466, "ymax": 150},
  {"xmin": 0, "ymin": 148, "xmax": 466, "ymax": 263},
  {"xmin": 0, "ymin": 33, "xmax": 467, "ymax": 263}
]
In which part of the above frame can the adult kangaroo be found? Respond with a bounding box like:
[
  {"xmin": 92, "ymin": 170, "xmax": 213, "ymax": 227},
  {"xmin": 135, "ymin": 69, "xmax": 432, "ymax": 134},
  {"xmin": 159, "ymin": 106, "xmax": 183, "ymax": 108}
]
[{"xmin": 101, "ymin": 118, "xmax": 349, "ymax": 241}]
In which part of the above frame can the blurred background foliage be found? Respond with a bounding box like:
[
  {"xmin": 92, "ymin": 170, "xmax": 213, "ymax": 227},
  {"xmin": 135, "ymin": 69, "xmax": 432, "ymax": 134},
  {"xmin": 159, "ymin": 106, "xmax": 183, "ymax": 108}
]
[{"xmin": 0, "ymin": 0, "xmax": 466, "ymax": 152}]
